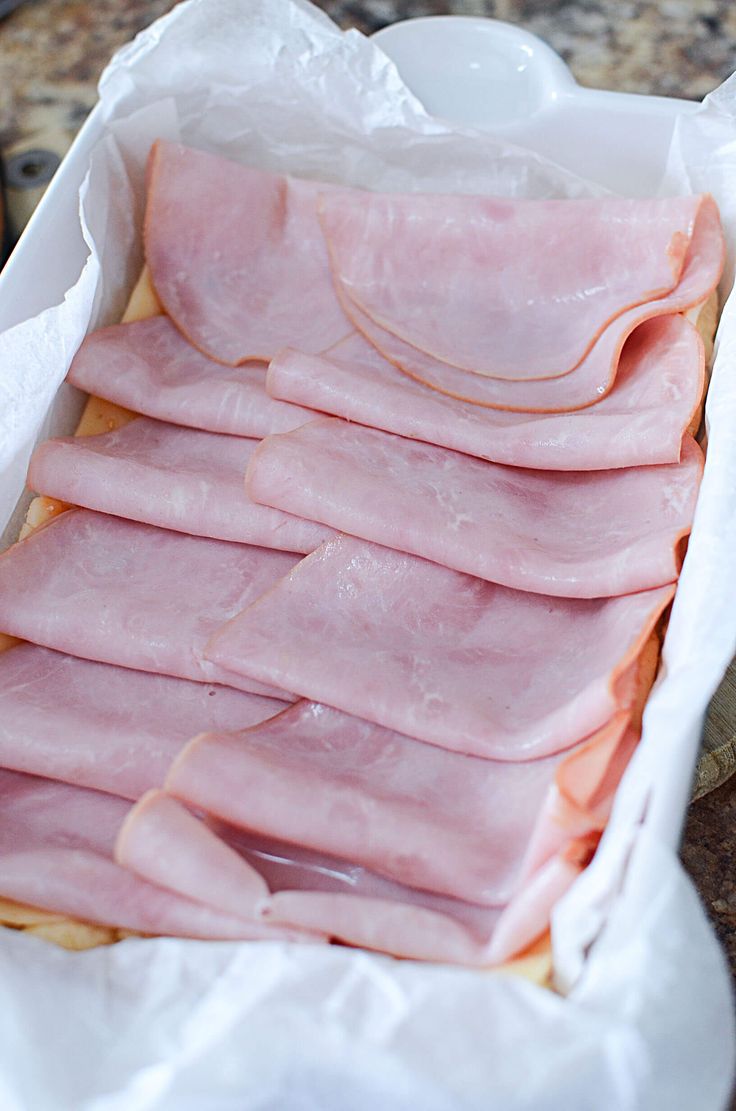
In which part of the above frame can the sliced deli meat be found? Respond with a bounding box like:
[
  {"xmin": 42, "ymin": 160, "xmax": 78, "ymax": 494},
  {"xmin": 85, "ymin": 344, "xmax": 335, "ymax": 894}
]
[
  {"xmin": 267, "ymin": 315, "xmax": 704, "ymax": 470},
  {"xmin": 205, "ymin": 536, "xmax": 673, "ymax": 759},
  {"xmin": 336, "ymin": 196, "xmax": 723, "ymax": 411},
  {"xmin": 118, "ymin": 801, "xmax": 502, "ymax": 964},
  {"xmin": 320, "ymin": 189, "xmax": 719, "ymax": 382},
  {"xmin": 0, "ymin": 509, "xmax": 298, "ymax": 698},
  {"xmin": 0, "ymin": 644, "xmax": 285, "ymax": 800},
  {"xmin": 67, "ymin": 316, "xmax": 313, "ymax": 438},
  {"xmin": 28, "ymin": 417, "xmax": 332, "ymax": 553},
  {"xmin": 144, "ymin": 141, "xmax": 351, "ymax": 364},
  {"xmin": 166, "ymin": 700, "xmax": 633, "ymax": 906},
  {"xmin": 247, "ymin": 417, "xmax": 702, "ymax": 598},
  {"xmin": 0, "ymin": 770, "xmax": 306, "ymax": 941}
]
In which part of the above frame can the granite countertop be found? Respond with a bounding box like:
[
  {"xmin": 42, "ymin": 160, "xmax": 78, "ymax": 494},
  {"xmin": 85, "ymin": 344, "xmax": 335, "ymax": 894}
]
[{"xmin": 1, "ymin": 0, "xmax": 735, "ymax": 980}]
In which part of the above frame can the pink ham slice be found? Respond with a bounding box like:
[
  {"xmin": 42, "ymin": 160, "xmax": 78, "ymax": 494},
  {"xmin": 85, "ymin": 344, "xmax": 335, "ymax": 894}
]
[
  {"xmin": 117, "ymin": 799, "xmax": 501, "ymax": 964},
  {"xmin": 204, "ymin": 535, "xmax": 673, "ymax": 760},
  {"xmin": 0, "ymin": 769, "xmax": 307, "ymax": 941},
  {"xmin": 66, "ymin": 316, "xmax": 313, "ymax": 438},
  {"xmin": 116, "ymin": 801, "xmax": 581, "ymax": 964},
  {"xmin": 267, "ymin": 315, "xmax": 704, "ymax": 470},
  {"xmin": 0, "ymin": 509, "xmax": 298, "ymax": 699},
  {"xmin": 165, "ymin": 699, "xmax": 632, "ymax": 906},
  {"xmin": 246, "ymin": 416, "xmax": 702, "ymax": 598},
  {"xmin": 28, "ymin": 417, "xmax": 332, "ymax": 553},
  {"xmin": 0, "ymin": 644, "xmax": 286, "ymax": 800},
  {"xmin": 144, "ymin": 141, "xmax": 352, "ymax": 364},
  {"xmin": 320, "ymin": 189, "xmax": 716, "ymax": 381},
  {"xmin": 336, "ymin": 196, "xmax": 723, "ymax": 411},
  {"xmin": 116, "ymin": 790, "xmax": 271, "ymax": 921}
]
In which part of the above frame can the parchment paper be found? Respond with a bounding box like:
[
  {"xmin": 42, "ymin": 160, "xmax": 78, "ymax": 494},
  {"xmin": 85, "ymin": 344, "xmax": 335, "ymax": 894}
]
[{"xmin": 0, "ymin": 2, "xmax": 733, "ymax": 1108}]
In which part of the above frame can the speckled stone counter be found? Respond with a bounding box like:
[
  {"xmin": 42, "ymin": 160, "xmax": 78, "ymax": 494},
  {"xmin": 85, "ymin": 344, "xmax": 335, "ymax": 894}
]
[{"xmin": 1, "ymin": 0, "xmax": 735, "ymax": 987}]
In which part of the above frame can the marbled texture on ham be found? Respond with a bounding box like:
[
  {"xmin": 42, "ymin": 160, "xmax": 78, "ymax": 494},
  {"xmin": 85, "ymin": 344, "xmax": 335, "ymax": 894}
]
[
  {"xmin": 0, "ymin": 509, "xmax": 298, "ymax": 699},
  {"xmin": 319, "ymin": 190, "xmax": 707, "ymax": 380},
  {"xmin": 246, "ymin": 416, "xmax": 702, "ymax": 597},
  {"xmin": 144, "ymin": 141, "xmax": 352, "ymax": 364},
  {"xmin": 204, "ymin": 535, "xmax": 673, "ymax": 759},
  {"xmin": 334, "ymin": 195, "xmax": 722, "ymax": 410},
  {"xmin": 0, "ymin": 644, "xmax": 286, "ymax": 800},
  {"xmin": 67, "ymin": 316, "xmax": 313, "ymax": 438},
  {"xmin": 165, "ymin": 700, "xmax": 632, "ymax": 906},
  {"xmin": 28, "ymin": 417, "xmax": 332, "ymax": 553},
  {"xmin": 0, "ymin": 769, "xmax": 307, "ymax": 941},
  {"xmin": 267, "ymin": 315, "xmax": 704, "ymax": 470}
]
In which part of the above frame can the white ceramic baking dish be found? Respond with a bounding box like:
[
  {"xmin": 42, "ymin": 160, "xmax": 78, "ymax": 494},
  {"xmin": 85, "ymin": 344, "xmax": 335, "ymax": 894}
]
[{"xmin": 0, "ymin": 10, "xmax": 733, "ymax": 1108}]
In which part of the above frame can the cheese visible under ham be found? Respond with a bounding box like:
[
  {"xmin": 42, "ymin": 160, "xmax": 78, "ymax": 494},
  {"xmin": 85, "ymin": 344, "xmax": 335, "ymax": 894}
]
[
  {"xmin": 267, "ymin": 315, "xmax": 704, "ymax": 470},
  {"xmin": 205, "ymin": 536, "xmax": 673, "ymax": 759},
  {"xmin": 144, "ymin": 141, "xmax": 352, "ymax": 364},
  {"xmin": 337, "ymin": 196, "xmax": 723, "ymax": 411},
  {"xmin": 319, "ymin": 190, "xmax": 707, "ymax": 380},
  {"xmin": 0, "ymin": 509, "xmax": 298, "ymax": 699},
  {"xmin": 66, "ymin": 316, "xmax": 313, "ymax": 438},
  {"xmin": 0, "ymin": 644, "xmax": 285, "ymax": 800},
  {"xmin": 165, "ymin": 700, "xmax": 631, "ymax": 906},
  {"xmin": 28, "ymin": 417, "xmax": 332, "ymax": 553},
  {"xmin": 0, "ymin": 770, "xmax": 304, "ymax": 941},
  {"xmin": 246, "ymin": 417, "xmax": 702, "ymax": 598}
]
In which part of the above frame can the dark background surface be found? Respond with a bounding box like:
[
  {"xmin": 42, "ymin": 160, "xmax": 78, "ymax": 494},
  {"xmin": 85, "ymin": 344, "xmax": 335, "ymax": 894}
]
[{"xmin": 1, "ymin": 0, "xmax": 735, "ymax": 1005}]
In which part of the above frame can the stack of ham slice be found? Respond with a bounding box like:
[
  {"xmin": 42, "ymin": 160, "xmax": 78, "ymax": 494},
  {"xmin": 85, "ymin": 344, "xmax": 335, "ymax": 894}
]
[{"xmin": 0, "ymin": 139, "xmax": 724, "ymax": 967}]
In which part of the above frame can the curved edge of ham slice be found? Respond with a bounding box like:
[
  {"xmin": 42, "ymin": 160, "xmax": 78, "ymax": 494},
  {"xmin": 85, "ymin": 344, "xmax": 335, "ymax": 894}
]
[
  {"xmin": 204, "ymin": 535, "xmax": 675, "ymax": 760},
  {"xmin": 485, "ymin": 834, "xmax": 600, "ymax": 965},
  {"xmin": 335, "ymin": 196, "xmax": 722, "ymax": 412},
  {"xmin": 66, "ymin": 316, "xmax": 315, "ymax": 440},
  {"xmin": 143, "ymin": 141, "xmax": 351, "ymax": 366},
  {"xmin": 27, "ymin": 417, "xmax": 332, "ymax": 554},
  {"xmin": 266, "ymin": 314, "xmax": 705, "ymax": 471},
  {"xmin": 319, "ymin": 192, "xmax": 704, "ymax": 381},
  {"xmin": 245, "ymin": 415, "xmax": 703, "ymax": 598},
  {"xmin": 115, "ymin": 789, "xmax": 272, "ymax": 920}
]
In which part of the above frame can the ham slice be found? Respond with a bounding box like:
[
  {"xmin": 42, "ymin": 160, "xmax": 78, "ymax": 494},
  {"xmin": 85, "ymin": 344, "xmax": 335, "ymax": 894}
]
[
  {"xmin": 165, "ymin": 700, "xmax": 632, "ymax": 906},
  {"xmin": 116, "ymin": 800, "xmax": 581, "ymax": 964},
  {"xmin": 0, "ymin": 644, "xmax": 285, "ymax": 800},
  {"xmin": 0, "ymin": 769, "xmax": 306, "ymax": 941},
  {"xmin": 320, "ymin": 189, "xmax": 717, "ymax": 381},
  {"xmin": 117, "ymin": 798, "xmax": 501, "ymax": 963},
  {"xmin": 66, "ymin": 316, "xmax": 313, "ymax": 438},
  {"xmin": 0, "ymin": 509, "xmax": 298, "ymax": 699},
  {"xmin": 144, "ymin": 141, "xmax": 351, "ymax": 364},
  {"xmin": 267, "ymin": 315, "xmax": 704, "ymax": 470},
  {"xmin": 116, "ymin": 791, "xmax": 271, "ymax": 921},
  {"xmin": 28, "ymin": 417, "xmax": 332, "ymax": 553},
  {"xmin": 246, "ymin": 417, "xmax": 702, "ymax": 598},
  {"xmin": 205, "ymin": 535, "xmax": 673, "ymax": 759},
  {"xmin": 337, "ymin": 196, "xmax": 723, "ymax": 411}
]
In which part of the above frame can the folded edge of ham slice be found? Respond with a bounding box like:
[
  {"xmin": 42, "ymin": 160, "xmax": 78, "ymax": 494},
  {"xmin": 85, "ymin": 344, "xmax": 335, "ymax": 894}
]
[
  {"xmin": 0, "ymin": 643, "xmax": 286, "ymax": 800},
  {"xmin": 115, "ymin": 794, "xmax": 584, "ymax": 965},
  {"xmin": 204, "ymin": 535, "xmax": 674, "ymax": 760},
  {"xmin": 246, "ymin": 416, "xmax": 703, "ymax": 598},
  {"xmin": 319, "ymin": 190, "xmax": 706, "ymax": 380},
  {"xmin": 0, "ymin": 770, "xmax": 308, "ymax": 942},
  {"xmin": 165, "ymin": 699, "xmax": 633, "ymax": 907},
  {"xmin": 66, "ymin": 316, "xmax": 314, "ymax": 438},
  {"xmin": 0, "ymin": 508, "xmax": 298, "ymax": 700},
  {"xmin": 335, "ymin": 196, "xmax": 723, "ymax": 411},
  {"xmin": 115, "ymin": 794, "xmax": 499, "ymax": 964},
  {"xmin": 28, "ymin": 417, "xmax": 332, "ymax": 554},
  {"xmin": 266, "ymin": 315, "xmax": 704, "ymax": 470},
  {"xmin": 144, "ymin": 141, "xmax": 352, "ymax": 365}
]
